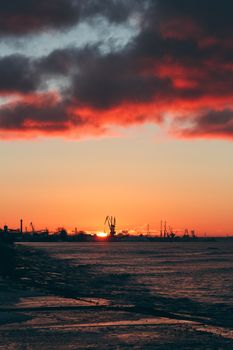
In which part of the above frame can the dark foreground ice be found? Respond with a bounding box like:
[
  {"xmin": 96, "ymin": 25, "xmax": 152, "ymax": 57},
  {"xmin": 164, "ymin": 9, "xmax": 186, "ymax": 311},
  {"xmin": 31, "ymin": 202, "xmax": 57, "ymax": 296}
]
[{"xmin": 0, "ymin": 241, "xmax": 232, "ymax": 349}]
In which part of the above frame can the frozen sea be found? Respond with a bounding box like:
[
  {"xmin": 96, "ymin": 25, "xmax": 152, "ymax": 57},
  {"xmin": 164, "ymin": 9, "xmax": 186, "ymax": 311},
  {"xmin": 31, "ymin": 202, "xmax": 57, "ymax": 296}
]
[
  {"xmin": 0, "ymin": 241, "xmax": 233, "ymax": 349},
  {"xmin": 38, "ymin": 241, "xmax": 233, "ymax": 305}
]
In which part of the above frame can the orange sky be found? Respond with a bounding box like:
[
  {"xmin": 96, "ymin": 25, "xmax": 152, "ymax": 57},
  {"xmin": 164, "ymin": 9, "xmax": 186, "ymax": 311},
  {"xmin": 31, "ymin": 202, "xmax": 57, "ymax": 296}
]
[
  {"xmin": 1, "ymin": 126, "xmax": 232, "ymax": 236},
  {"xmin": 0, "ymin": 2, "xmax": 232, "ymax": 236}
]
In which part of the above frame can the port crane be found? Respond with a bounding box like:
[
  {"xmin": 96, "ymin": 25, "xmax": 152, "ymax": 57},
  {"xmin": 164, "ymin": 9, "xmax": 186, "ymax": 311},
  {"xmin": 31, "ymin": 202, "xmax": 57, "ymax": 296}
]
[
  {"xmin": 29, "ymin": 222, "xmax": 48, "ymax": 235},
  {"xmin": 30, "ymin": 222, "xmax": 35, "ymax": 233},
  {"xmin": 104, "ymin": 216, "xmax": 116, "ymax": 236}
]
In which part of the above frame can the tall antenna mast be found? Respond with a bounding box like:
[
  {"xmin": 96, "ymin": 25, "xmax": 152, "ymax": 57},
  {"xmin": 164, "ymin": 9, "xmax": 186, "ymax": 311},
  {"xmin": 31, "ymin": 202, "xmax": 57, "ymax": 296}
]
[{"xmin": 160, "ymin": 220, "xmax": 163, "ymax": 237}]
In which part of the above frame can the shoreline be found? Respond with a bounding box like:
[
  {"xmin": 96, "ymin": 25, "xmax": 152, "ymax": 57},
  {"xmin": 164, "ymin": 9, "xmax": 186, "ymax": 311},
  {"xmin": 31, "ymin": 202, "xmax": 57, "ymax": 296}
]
[{"xmin": 0, "ymin": 242, "xmax": 232, "ymax": 349}]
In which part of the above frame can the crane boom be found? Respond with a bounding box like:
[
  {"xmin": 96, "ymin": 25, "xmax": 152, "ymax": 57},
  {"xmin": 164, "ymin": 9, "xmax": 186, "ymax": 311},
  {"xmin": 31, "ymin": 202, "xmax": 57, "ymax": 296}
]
[
  {"xmin": 30, "ymin": 222, "xmax": 35, "ymax": 233},
  {"xmin": 104, "ymin": 215, "xmax": 116, "ymax": 236}
]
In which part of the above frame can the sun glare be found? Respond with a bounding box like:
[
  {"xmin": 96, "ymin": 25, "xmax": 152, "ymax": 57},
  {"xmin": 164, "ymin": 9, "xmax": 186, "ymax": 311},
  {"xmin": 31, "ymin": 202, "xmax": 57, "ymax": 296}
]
[{"xmin": 97, "ymin": 232, "xmax": 108, "ymax": 238}]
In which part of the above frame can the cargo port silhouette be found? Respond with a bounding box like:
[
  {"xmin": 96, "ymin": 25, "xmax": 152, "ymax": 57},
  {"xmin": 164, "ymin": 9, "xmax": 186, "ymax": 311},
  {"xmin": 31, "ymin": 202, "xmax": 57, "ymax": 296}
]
[{"xmin": 0, "ymin": 216, "xmax": 220, "ymax": 242}]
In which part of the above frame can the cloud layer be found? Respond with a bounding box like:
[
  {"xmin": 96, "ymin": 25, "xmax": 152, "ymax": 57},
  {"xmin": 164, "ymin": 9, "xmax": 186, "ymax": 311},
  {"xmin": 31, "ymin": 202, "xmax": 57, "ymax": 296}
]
[{"xmin": 0, "ymin": 0, "xmax": 232, "ymax": 140}]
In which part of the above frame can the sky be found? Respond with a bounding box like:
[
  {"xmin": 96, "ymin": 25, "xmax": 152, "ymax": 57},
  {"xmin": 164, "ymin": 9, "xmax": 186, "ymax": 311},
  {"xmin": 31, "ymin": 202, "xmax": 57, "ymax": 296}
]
[{"xmin": 0, "ymin": 0, "xmax": 232, "ymax": 235}]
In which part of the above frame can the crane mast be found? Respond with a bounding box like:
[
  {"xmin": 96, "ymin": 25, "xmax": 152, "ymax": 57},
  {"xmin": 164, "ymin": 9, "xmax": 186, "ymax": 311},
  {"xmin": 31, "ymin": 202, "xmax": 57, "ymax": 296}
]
[
  {"xmin": 104, "ymin": 216, "xmax": 116, "ymax": 237},
  {"xmin": 30, "ymin": 222, "xmax": 35, "ymax": 233}
]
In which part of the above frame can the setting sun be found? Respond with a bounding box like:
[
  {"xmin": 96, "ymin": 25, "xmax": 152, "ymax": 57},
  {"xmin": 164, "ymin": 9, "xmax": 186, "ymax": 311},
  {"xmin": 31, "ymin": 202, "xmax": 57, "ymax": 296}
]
[{"xmin": 96, "ymin": 232, "xmax": 108, "ymax": 238}]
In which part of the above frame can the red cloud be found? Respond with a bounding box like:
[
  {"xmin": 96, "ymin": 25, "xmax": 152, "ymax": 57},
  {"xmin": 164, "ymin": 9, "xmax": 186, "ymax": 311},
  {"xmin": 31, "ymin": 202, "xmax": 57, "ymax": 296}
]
[{"xmin": 0, "ymin": 0, "xmax": 232, "ymax": 141}]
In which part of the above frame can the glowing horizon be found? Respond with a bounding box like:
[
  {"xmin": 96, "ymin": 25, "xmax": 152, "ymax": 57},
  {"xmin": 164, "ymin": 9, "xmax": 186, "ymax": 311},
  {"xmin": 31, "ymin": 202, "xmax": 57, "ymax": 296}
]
[
  {"xmin": 0, "ymin": 1, "xmax": 232, "ymax": 236},
  {"xmin": 1, "ymin": 131, "xmax": 232, "ymax": 236}
]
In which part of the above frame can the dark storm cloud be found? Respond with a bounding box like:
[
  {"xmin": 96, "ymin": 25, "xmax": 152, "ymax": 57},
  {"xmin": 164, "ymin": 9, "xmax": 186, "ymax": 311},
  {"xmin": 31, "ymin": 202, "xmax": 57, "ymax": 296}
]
[
  {"xmin": 0, "ymin": 0, "xmax": 81, "ymax": 35},
  {"xmin": 154, "ymin": 0, "xmax": 233, "ymax": 38},
  {"xmin": 0, "ymin": 96, "xmax": 73, "ymax": 132},
  {"xmin": 0, "ymin": 55, "xmax": 39, "ymax": 93},
  {"xmin": 177, "ymin": 110, "xmax": 233, "ymax": 138},
  {"xmin": 0, "ymin": 94, "xmax": 107, "ymax": 136},
  {"xmin": 69, "ymin": 50, "xmax": 173, "ymax": 109},
  {"xmin": 0, "ymin": 0, "xmax": 147, "ymax": 36},
  {"xmin": 35, "ymin": 32, "xmax": 232, "ymax": 111},
  {"xmin": 0, "ymin": 0, "xmax": 232, "ymax": 139},
  {"xmin": 81, "ymin": 0, "xmax": 146, "ymax": 23}
]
